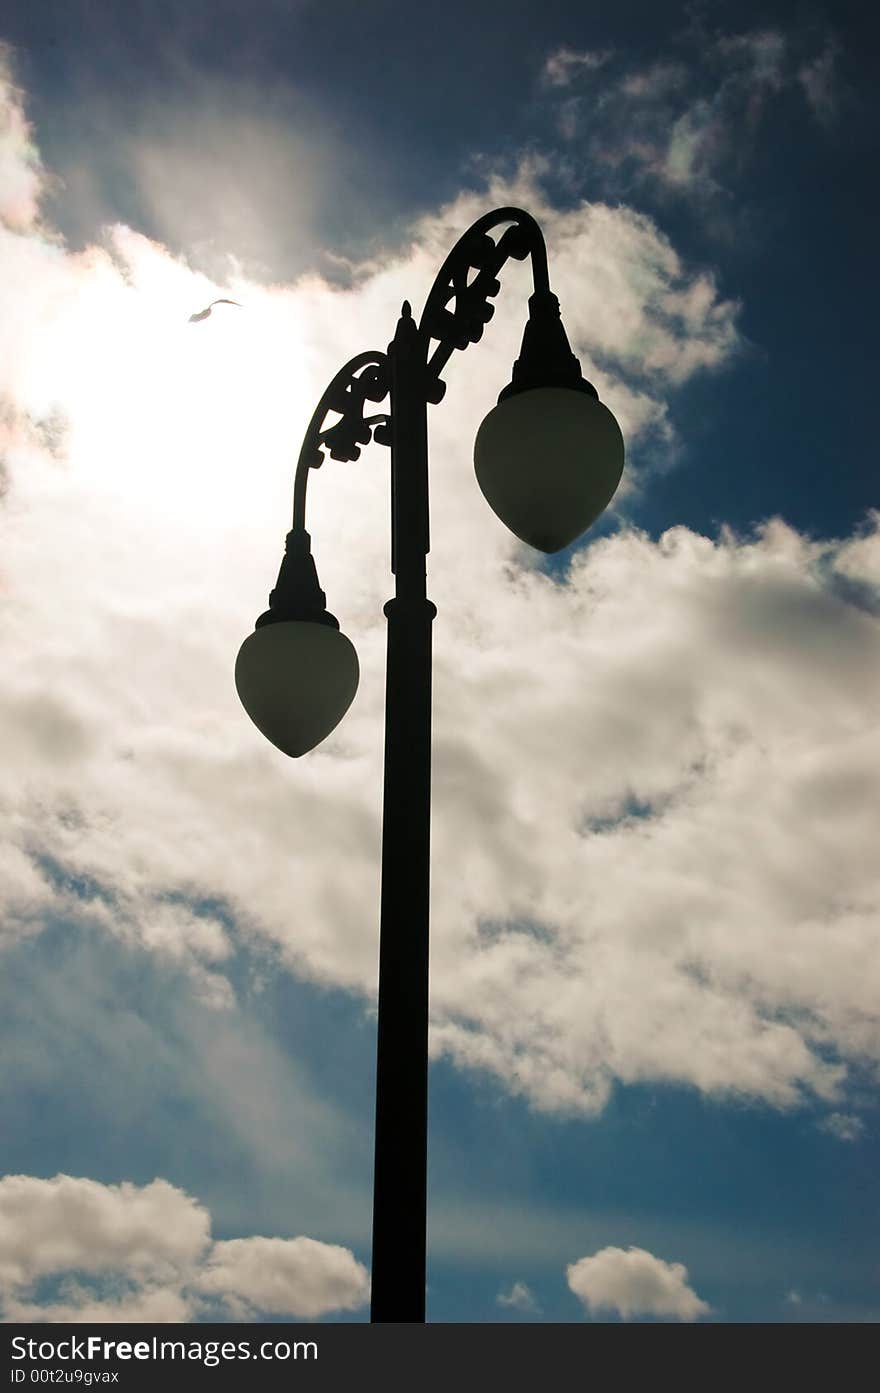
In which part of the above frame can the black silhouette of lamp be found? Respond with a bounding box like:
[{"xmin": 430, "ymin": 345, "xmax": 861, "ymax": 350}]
[{"xmin": 235, "ymin": 208, "xmax": 624, "ymax": 1321}]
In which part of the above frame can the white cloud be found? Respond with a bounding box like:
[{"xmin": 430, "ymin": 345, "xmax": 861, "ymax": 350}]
[
  {"xmin": 118, "ymin": 91, "xmax": 336, "ymax": 285},
  {"xmin": 541, "ymin": 48, "xmax": 612, "ymax": 89},
  {"xmin": 797, "ymin": 42, "xmax": 840, "ymax": 125},
  {"xmin": 0, "ymin": 53, "xmax": 877, "ymax": 1127},
  {"xmin": 714, "ymin": 29, "xmax": 788, "ymax": 86},
  {"xmin": 428, "ymin": 517, "xmax": 879, "ymax": 1115},
  {"xmin": 544, "ymin": 25, "xmax": 840, "ymax": 206},
  {"xmin": 0, "ymin": 1174, "xmax": 210, "ymax": 1291},
  {"xmin": 567, "ymin": 1245, "xmax": 711, "ymax": 1320},
  {"xmin": 818, "ymin": 1112, "xmax": 865, "ymax": 1143},
  {"xmin": 783, "ymin": 1287, "xmax": 832, "ymax": 1314},
  {"xmin": 0, "ymin": 1174, "xmax": 368, "ymax": 1323},
  {"xmin": 197, "ymin": 1236, "xmax": 369, "ymax": 1319},
  {"xmin": 833, "ymin": 510, "xmax": 880, "ymax": 587},
  {"xmin": 497, "ymin": 1280, "xmax": 540, "ymax": 1313},
  {"xmin": 0, "ymin": 43, "xmax": 56, "ymax": 232},
  {"xmin": 20, "ymin": 37, "xmax": 365, "ymax": 288},
  {"xmin": 620, "ymin": 62, "xmax": 688, "ymax": 101}
]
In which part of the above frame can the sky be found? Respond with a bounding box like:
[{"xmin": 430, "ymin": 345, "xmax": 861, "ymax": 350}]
[{"xmin": 0, "ymin": 0, "xmax": 877, "ymax": 1325}]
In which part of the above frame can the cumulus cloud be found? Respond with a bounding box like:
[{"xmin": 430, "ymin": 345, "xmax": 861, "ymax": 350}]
[
  {"xmin": 198, "ymin": 1236, "xmax": 369, "ymax": 1319},
  {"xmin": 0, "ymin": 1174, "xmax": 368, "ymax": 1323},
  {"xmin": 567, "ymin": 1246, "xmax": 710, "ymax": 1320},
  {"xmin": 0, "ymin": 51, "xmax": 877, "ymax": 1128},
  {"xmin": 833, "ymin": 510, "xmax": 880, "ymax": 589},
  {"xmin": 428, "ymin": 517, "xmax": 879, "ymax": 1115},
  {"xmin": 0, "ymin": 1174, "xmax": 209, "ymax": 1292},
  {"xmin": 497, "ymin": 1280, "xmax": 540, "ymax": 1313}
]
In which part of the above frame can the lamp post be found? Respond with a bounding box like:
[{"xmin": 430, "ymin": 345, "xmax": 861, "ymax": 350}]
[{"xmin": 235, "ymin": 207, "xmax": 625, "ymax": 1322}]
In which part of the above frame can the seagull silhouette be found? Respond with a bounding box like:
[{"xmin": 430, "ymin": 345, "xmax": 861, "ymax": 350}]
[{"xmin": 188, "ymin": 298, "xmax": 242, "ymax": 323}]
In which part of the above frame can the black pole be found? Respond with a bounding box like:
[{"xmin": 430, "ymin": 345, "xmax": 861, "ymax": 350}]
[{"xmin": 370, "ymin": 302, "xmax": 436, "ymax": 1322}]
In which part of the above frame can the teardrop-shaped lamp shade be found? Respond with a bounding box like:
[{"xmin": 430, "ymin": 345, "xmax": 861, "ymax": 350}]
[
  {"xmin": 235, "ymin": 621, "xmax": 359, "ymax": 757},
  {"xmin": 474, "ymin": 387, "xmax": 625, "ymax": 553}
]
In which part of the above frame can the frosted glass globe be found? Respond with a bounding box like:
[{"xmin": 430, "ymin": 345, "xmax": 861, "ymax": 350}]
[
  {"xmin": 474, "ymin": 386, "xmax": 624, "ymax": 552},
  {"xmin": 235, "ymin": 620, "xmax": 359, "ymax": 757}
]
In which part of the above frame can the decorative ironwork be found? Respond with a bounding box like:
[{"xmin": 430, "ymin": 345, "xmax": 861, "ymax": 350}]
[
  {"xmin": 291, "ymin": 207, "xmax": 556, "ymax": 529},
  {"xmin": 418, "ymin": 206, "xmax": 550, "ymax": 400},
  {"xmin": 292, "ymin": 351, "xmax": 390, "ymax": 529}
]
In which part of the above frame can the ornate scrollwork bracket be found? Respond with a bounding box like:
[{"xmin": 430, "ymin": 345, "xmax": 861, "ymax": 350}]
[
  {"xmin": 417, "ymin": 206, "xmax": 550, "ymax": 402},
  {"xmin": 292, "ymin": 351, "xmax": 390, "ymax": 530},
  {"xmin": 290, "ymin": 208, "xmax": 553, "ymax": 532}
]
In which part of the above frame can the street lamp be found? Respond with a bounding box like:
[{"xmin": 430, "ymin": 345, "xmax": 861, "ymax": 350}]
[{"xmin": 235, "ymin": 207, "xmax": 624, "ymax": 1322}]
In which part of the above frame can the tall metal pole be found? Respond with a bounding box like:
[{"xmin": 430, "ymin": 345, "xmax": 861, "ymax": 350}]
[{"xmin": 370, "ymin": 301, "xmax": 435, "ymax": 1322}]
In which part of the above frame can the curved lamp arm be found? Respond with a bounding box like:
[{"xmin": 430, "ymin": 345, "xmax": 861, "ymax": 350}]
[
  {"xmin": 256, "ymin": 202, "xmax": 617, "ymax": 636},
  {"xmin": 418, "ymin": 205, "xmax": 550, "ymax": 398},
  {"xmin": 290, "ymin": 207, "xmax": 559, "ymax": 531},
  {"xmin": 292, "ymin": 350, "xmax": 390, "ymax": 532}
]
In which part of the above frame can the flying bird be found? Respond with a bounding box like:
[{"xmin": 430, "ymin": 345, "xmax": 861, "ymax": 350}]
[{"xmin": 188, "ymin": 298, "xmax": 242, "ymax": 323}]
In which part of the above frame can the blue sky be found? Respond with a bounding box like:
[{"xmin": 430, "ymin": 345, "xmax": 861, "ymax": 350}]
[{"xmin": 0, "ymin": 0, "xmax": 877, "ymax": 1323}]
